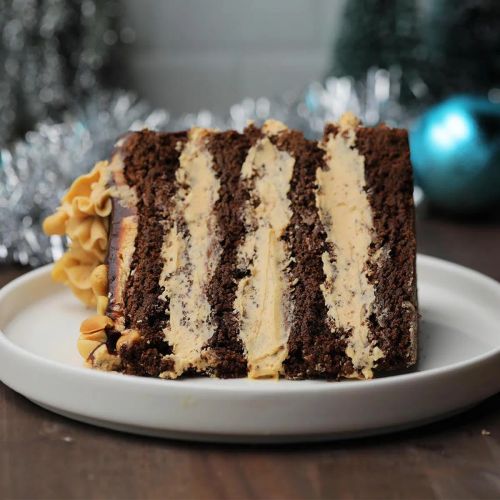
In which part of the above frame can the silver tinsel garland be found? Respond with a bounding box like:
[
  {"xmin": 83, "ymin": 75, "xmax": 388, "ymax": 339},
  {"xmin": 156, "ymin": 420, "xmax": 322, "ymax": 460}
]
[
  {"xmin": 0, "ymin": 0, "xmax": 121, "ymax": 145},
  {"xmin": 0, "ymin": 67, "xmax": 410, "ymax": 266},
  {"xmin": 0, "ymin": 90, "xmax": 167, "ymax": 266}
]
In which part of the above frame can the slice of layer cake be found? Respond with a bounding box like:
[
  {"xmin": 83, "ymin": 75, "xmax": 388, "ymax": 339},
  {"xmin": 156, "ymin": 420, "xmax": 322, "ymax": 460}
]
[{"xmin": 43, "ymin": 114, "xmax": 418, "ymax": 380}]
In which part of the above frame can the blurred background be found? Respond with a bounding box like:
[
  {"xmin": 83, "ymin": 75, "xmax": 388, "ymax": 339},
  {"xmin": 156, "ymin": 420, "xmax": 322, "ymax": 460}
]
[
  {"xmin": 119, "ymin": 0, "xmax": 345, "ymax": 115},
  {"xmin": 0, "ymin": 0, "xmax": 500, "ymax": 267}
]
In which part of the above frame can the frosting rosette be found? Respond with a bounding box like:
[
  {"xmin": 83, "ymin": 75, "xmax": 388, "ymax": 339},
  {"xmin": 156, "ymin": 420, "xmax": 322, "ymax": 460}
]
[{"xmin": 43, "ymin": 161, "xmax": 112, "ymax": 307}]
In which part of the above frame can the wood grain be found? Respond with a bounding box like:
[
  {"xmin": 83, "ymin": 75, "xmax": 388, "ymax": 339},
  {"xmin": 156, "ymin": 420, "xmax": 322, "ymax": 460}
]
[{"xmin": 1, "ymin": 209, "xmax": 500, "ymax": 500}]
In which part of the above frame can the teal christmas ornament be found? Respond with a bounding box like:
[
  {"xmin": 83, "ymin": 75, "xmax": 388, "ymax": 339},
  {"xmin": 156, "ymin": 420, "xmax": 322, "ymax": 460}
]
[{"xmin": 410, "ymin": 96, "xmax": 500, "ymax": 213}]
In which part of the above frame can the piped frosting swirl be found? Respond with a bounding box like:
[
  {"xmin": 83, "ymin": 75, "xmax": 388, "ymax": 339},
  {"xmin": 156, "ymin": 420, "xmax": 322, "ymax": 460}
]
[{"xmin": 43, "ymin": 161, "xmax": 112, "ymax": 307}]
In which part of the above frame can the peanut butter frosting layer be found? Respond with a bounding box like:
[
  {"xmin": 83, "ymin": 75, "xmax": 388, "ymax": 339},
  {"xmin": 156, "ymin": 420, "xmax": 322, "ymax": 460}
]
[
  {"xmin": 158, "ymin": 128, "xmax": 222, "ymax": 378},
  {"xmin": 233, "ymin": 121, "xmax": 294, "ymax": 378},
  {"xmin": 317, "ymin": 113, "xmax": 383, "ymax": 379}
]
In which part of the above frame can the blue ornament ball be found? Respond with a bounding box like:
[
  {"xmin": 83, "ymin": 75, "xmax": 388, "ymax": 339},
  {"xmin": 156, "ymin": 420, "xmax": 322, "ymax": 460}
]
[{"xmin": 410, "ymin": 95, "xmax": 500, "ymax": 213}]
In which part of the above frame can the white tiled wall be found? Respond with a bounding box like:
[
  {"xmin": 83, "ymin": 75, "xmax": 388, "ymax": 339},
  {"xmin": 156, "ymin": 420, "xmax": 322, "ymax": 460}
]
[{"xmin": 121, "ymin": 0, "xmax": 346, "ymax": 114}]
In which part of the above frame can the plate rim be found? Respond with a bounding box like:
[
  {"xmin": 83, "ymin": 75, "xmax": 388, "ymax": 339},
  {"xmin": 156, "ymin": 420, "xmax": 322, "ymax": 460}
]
[{"xmin": 1, "ymin": 253, "xmax": 500, "ymax": 395}]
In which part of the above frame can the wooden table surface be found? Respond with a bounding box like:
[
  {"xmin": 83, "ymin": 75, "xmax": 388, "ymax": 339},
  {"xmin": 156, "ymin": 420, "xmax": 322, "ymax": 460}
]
[{"xmin": 1, "ymin": 208, "xmax": 500, "ymax": 500}]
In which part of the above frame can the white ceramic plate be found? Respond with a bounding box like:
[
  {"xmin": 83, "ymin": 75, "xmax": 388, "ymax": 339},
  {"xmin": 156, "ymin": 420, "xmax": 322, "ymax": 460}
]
[{"xmin": 1, "ymin": 255, "xmax": 499, "ymax": 443}]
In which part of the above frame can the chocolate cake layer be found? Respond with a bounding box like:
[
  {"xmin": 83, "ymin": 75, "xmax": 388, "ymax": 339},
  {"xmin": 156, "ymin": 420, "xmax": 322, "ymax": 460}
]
[
  {"xmin": 120, "ymin": 130, "xmax": 187, "ymax": 376},
  {"xmin": 356, "ymin": 126, "xmax": 418, "ymax": 370},
  {"xmin": 205, "ymin": 130, "xmax": 254, "ymax": 377}
]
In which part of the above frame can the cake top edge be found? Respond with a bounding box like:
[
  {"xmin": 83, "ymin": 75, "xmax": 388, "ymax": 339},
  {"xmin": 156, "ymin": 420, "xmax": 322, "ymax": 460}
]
[{"xmin": 114, "ymin": 113, "xmax": 404, "ymax": 149}]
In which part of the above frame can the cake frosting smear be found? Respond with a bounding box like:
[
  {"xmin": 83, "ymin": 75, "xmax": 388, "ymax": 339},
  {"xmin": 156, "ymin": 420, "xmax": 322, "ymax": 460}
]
[{"xmin": 43, "ymin": 113, "xmax": 418, "ymax": 380}]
